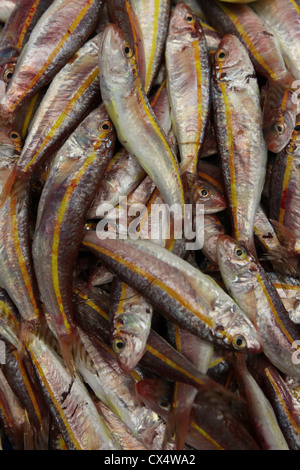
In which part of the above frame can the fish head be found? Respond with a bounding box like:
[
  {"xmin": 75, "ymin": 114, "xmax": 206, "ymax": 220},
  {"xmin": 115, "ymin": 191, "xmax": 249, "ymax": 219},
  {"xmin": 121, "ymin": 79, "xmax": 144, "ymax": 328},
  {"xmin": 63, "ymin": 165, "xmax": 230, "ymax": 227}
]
[
  {"xmin": 76, "ymin": 104, "xmax": 116, "ymax": 153},
  {"xmin": 262, "ymin": 82, "xmax": 297, "ymax": 153},
  {"xmin": 192, "ymin": 176, "xmax": 227, "ymax": 214},
  {"xmin": 99, "ymin": 23, "xmax": 139, "ymax": 89},
  {"xmin": 212, "ymin": 302, "xmax": 262, "ymax": 355},
  {"xmin": 110, "ymin": 306, "xmax": 152, "ymax": 374},
  {"xmin": 217, "ymin": 234, "xmax": 255, "ymax": 281},
  {"xmin": 136, "ymin": 379, "xmax": 172, "ymax": 418},
  {"xmin": 215, "ymin": 234, "xmax": 262, "ymax": 346},
  {"xmin": 168, "ymin": 3, "xmax": 203, "ymax": 40},
  {"xmin": 182, "ymin": 171, "xmax": 227, "ymax": 214},
  {"xmin": 111, "ymin": 331, "xmax": 146, "ymax": 374},
  {"xmin": 213, "ymin": 34, "xmax": 255, "ymax": 85}
]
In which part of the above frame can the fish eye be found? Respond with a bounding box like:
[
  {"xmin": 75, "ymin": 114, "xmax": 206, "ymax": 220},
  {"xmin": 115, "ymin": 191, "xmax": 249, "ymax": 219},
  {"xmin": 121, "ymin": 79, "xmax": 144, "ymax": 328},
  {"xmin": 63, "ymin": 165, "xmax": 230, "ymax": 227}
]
[
  {"xmin": 234, "ymin": 245, "xmax": 247, "ymax": 259},
  {"xmin": 3, "ymin": 65, "xmax": 15, "ymax": 83},
  {"xmin": 199, "ymin": 187, "xmax": 210, "ymax": 198},
  {"xmin": 99, "ymin": 120, "xmax": 112, "ymax": 132},
  {"xmin": 274, "ymin": 122, "xmax": 285, "ymax": 134},
  {"xmin": 158, "ymin": 397, "xmax": 171, "ymax": 411},
  {"xmin": 112, "ymin": 337, "xmax": 126, "ymax": 353},
  {"xmin": 232, "ymin": 334, "xmax": 247, "ymax": 351},
  {"xmin": 124, "ymin": 43, "xmax": 133, "ymax": 58},
  {"xmin": 216, "ymin": 49, "xmax": 227, "ymax": 61},
  {"xmin": 295, "ymin": 124, "xmax": 300, "ymax": 132},
  {"xmin": 185, "ymin": 13, "xmax": 194, "ymax": 23},
  {"xmin": 9, "ymin": 131, "xmax": 21, "ymax": 140}
]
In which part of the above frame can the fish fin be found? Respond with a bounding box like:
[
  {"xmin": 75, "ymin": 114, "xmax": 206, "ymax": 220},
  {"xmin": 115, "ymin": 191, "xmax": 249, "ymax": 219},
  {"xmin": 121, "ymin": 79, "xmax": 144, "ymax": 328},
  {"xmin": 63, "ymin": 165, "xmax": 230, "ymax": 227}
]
[
  {"xmin": 0, "ymin": 166, "xmax": 29, "ymax": 208},
  {"xmin": 17, "ymin": 319, "xmax": 39, "ymax": 363},
  {"xmin": 270, "ymin": 219, "xmax": 298, "ymax": 252},
  {"xmin": 259, "ymin": 246, "xmax": 299, "ymax": 276},
  {"xmin": 59, "ymin": 331, "xmax": 78, "ymax": 378},
  {"xmin": 0, "ymin": 165, "xmax": 18, "ymax": 207},
  {"xmin": 171, "ymin": 383, "xmax": 197, "ymax": 450}
]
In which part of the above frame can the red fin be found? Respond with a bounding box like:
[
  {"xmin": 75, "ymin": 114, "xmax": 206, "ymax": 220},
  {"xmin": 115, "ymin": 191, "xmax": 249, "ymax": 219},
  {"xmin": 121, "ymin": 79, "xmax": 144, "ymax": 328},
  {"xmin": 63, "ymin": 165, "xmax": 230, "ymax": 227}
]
[
  {"xmin": 0, "ymin": 164, "xmax": 18, "ymax": 207},
  {"xmin": 58, "ymin": 331, "xmax": 77, "ymax": 378},
  {"xmin": 17, "ymin": 319, "xmax": 38, "ymax": 363},
  {"xmin": 270, "ymin": 219, "xmax": 298, "ymax": 251},
  {"xmin": 259, "ymin": 246, "xmax": 299, "ymax": 276},
  {"xmin": 172, "ymin": 384, "xmax": 197, "ymax": 450}
]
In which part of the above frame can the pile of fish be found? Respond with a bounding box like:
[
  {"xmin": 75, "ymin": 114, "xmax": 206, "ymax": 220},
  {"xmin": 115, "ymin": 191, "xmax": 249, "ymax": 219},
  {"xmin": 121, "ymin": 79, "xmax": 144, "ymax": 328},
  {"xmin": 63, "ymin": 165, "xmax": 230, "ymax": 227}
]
[{"xmin": 0, "ymin": 0, "xmax": 300, "ymax": 451}]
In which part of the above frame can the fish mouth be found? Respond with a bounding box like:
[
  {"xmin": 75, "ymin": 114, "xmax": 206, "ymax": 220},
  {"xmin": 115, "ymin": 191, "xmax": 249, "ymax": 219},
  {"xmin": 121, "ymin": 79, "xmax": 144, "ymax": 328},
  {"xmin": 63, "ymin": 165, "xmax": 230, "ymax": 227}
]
[
  {"xmin": 100, "ymin": 24, "xmax": 124, "ymax": 61},
  {"xmin": 217, "ymin": 234, "xmax": 234, "ymax": 256}
]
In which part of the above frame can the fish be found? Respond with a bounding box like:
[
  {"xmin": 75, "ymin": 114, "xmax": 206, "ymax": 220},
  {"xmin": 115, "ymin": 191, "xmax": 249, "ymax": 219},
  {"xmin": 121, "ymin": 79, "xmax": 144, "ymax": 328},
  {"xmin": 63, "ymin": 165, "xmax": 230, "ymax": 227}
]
[
  {"xmin": 230, "ymin": 353, "xmax": 289, "ymax": 450},
  {"xmin": 99, "ymin": 23, "xmax": 185, "ymax": 237},
  {"xmin": 136, "ymin": 378, "xmax": 261, "ymax": 450},
  {"xmin": 166, "ymin": 2, "xmax": 211, "ymax": 175},
  {"xmin": 212, "ymin": 33, "xmax": 268, "ymax": 256},
  {"xmin": 88, "ymin": 79, "xmax": 172, "ymax": 220},
  {"xmin": 11, "ymin": 33, "xmax": 103, "ymax": 194},
  {"xmin": 82, "ymin": 232, "xmax": 262, "ymax": 354},
  {"xmin": 0, "ymin": 0, "xmax": 104, "ymax": 116},
  {"xmin": 73, "ymin": 280, "xmax": 239, "ymax": 398},
  {"xmin": 174, "ymin": 0, "xmax": 207, "ymax": 20},
  {"xmin": 199, "ymin": 0, "xmax": 299, "ymax": 153},
  {"xmin": 25, "ymin": 326, "xmax": 120, "ymax": 450},
  {"xmin": 251, "ymin": 0, "xmax": 300, "ymax": 80},
  {"xmin": 269, "ymin": 117, "xmax": 300, "ymax": 254},
  {"xmin": 74, "ymin": 325, "xmax": 167, "ymax": 449},
  {"xmin": 183, "ymin": 171, "xmax": 227, "ymax": 214},
  {"xmin": 131, "ymin": 0, "xmax": 171, "ymax": 95},
  {"xmin": 109, "ymin": 278, "xmax": 153, "ymax": 374},
  {"xmin": 107, "ymin": 0, "xmax": 146, "ymax": 88},
  {"xmin": 248, "ymin": 355, "xmax": 300, "ymax": 450},
  {"xmin": 0, "ymin": 0, "xmax": 52, "ymax": 99},
  {"xmin": 32, "ymin": 104, "xmax": 116, "ymax": 373},
  {"xmin": 217, "ymin": 234, "xmax": 300, "ymax": 378},
  {"xmin": 0, "ymin": 125, "xmax": 43, "ymax": 339}
]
